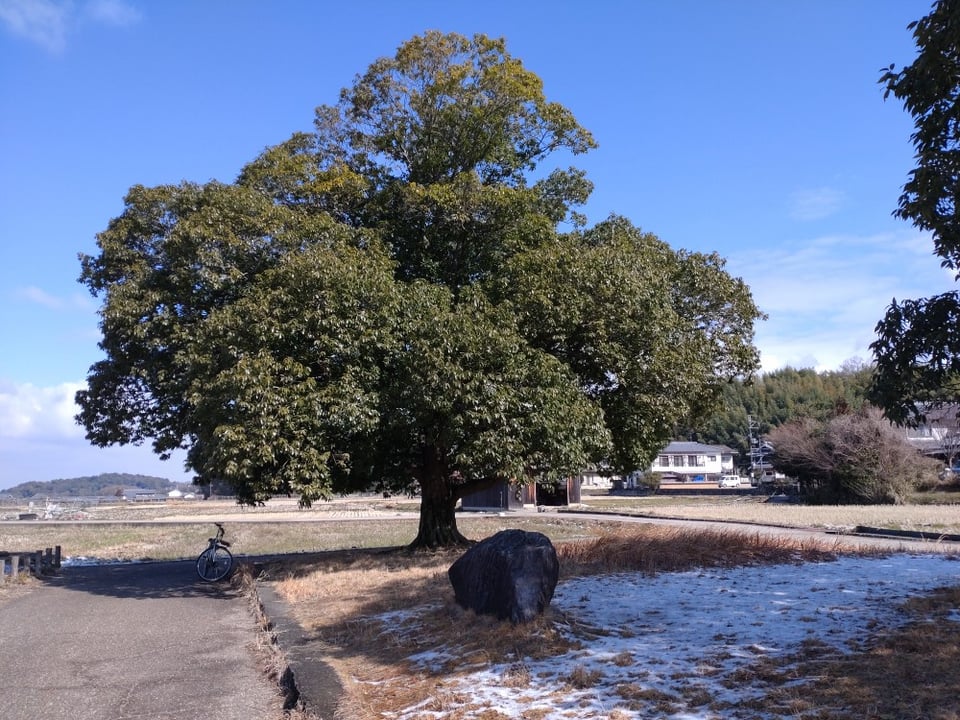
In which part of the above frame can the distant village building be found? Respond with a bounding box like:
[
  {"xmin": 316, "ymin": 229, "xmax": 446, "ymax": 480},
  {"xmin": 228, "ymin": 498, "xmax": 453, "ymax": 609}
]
[
  {"xmin": 121, "ymin": 488, "xmax": 166, "ymax": 502},
  {"xmin": 460, "ymin": 477, "xmax": 581, "ymax": 511},
  {"xmin": 461, "ymin": 440, "xmax": 740, "ymax": 509},
  {"xmin": 901, "ymin": 404, "xmax": 960, "ymax": 459},
  {"xmin": 637, "ymin": 441, "xmax": 737, "ymax": 484}
]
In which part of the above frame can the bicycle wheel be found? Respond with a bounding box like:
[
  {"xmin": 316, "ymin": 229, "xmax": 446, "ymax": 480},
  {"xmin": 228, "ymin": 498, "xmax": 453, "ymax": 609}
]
[{"xmin": 196, "ymin": 546, "xmax": 233, "ymax": 582}]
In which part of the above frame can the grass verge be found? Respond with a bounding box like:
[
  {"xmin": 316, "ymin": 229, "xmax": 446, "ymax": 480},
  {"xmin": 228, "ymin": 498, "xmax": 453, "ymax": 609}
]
[
  {"xmin": 265, "ymin": 525, "xmax": 883, "ymax": 719},
  {"xmin": 0, "ymin": 512, "xmax": 613, "ymax": 563}
]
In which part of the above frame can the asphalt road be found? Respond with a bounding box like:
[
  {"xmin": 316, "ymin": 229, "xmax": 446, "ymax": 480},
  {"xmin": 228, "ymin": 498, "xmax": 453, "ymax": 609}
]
[{"xmin": 0, "ymin": 561, "xmax": 281, "ymax": 720}]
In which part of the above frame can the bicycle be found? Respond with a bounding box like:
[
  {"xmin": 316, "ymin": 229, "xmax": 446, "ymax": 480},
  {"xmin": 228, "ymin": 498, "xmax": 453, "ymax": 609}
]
[{"xmin": 196, "ymin": 522, "xmax": 233, "ymax": 582}]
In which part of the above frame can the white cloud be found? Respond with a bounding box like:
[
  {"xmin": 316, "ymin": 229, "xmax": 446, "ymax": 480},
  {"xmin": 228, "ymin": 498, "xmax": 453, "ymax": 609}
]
[
  {"xmin": 729, "ymin": 229, "xmax": 956, "ymax": 372},
  {"xmin": 0, "ymin": 0, "xmax": 70, "ymax": 53},
  {"xmin": 0, "ymin": 380, "xmax": 85, "ymax": 439},
  {"xmin": 0, "ymin": 0, "xmax": 140, "ymax": 52},
  {"xmin": 0, "ymin": 380, "xmax": 192, "ymax": 488},
  {"xmin": 788, "ymin": 186, "xmax": 845, "ymax": 221}
]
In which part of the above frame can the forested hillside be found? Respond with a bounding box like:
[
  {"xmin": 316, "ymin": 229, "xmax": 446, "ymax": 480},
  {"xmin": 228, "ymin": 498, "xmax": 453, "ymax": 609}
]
[
  {"xmin": 682, "ymin": 362, "xmax": 875, "ymax": 459},
  {"xmin": 1, "ymin": 473, "xmax": 176, "ymax": 498}
]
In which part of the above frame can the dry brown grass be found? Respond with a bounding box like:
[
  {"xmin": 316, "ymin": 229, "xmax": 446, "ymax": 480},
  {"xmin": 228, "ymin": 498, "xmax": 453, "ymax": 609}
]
[
  {"xmin": 580, "ymin": 496, "xmax": 960, "ymax": 534},
  {"xmin": 0, "ymin": 509, "xmax": 615, "ymax": 564},
  {"xmin": 753, "ymin": 586, "xmax": 960, "ymax": 720},
  {"xmin": 233, "ymin": 564, "xmax": 306, "ymax": 716},
  {"xmin": 556, "ymin": 525, "xmax": 848, "ymax": 576},
  {"xmin": 0, "ymin": 573, "xmax": 37, "ymax": 606},
  {"xmin": 7, "ymin": 495, "xmax": 958, "ymax": 564},
  {"xmin": 266, "ymin": 525, "xmax": 885, "ymax": 719}
]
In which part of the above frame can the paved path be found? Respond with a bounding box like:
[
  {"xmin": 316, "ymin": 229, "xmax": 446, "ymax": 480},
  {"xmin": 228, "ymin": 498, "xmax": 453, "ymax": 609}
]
[{"xmin": 0, "ymin": 561, "xmax": 280, "ymax": 720}]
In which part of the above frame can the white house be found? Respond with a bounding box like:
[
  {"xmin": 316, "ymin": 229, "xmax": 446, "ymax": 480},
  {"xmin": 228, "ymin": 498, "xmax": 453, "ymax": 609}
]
[{"xmin": 644, "ymin": 441, "xmax": 737, "ymax": 482}]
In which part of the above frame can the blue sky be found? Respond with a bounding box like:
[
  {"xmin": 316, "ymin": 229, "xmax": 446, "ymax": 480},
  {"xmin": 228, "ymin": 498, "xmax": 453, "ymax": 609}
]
[{"xmin": 0, "ymin": 0, "xmax": 953, "ymax": 488}]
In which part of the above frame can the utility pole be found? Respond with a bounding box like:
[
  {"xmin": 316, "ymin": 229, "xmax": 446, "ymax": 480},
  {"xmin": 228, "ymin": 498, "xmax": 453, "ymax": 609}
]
[{"xmin": 748, "ymin": 415, "xmax": 762, "ymax": 482}]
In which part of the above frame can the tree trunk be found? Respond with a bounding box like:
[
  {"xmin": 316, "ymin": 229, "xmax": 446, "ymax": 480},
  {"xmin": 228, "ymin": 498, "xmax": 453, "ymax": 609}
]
[
  {"xmin": 409, "ymin": 445, "xmax": 471, "ymax": 550},
  {"xmin": 410, "ymin": 487, "xmax": 470, "ymax": 549}
]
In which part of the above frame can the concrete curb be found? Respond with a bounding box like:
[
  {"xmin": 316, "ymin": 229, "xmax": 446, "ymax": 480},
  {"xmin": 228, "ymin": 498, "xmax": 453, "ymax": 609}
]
[
  {"xmin": 254, "ymin": 573, "xmax": 344, "ymax": 719},
  {"xmin": 852, "ymin": 526, "xmax": 960, "ymax": 543}
]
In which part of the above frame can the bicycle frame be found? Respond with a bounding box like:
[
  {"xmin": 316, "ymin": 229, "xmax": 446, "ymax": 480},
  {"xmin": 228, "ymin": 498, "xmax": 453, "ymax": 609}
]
[
  {"xmin": 197, "ymin": 522, "xmax": 233, "ymax": 582},
  {"xmin": 210, "ymin": 522, "xmax": 230, "ymax": 551}
]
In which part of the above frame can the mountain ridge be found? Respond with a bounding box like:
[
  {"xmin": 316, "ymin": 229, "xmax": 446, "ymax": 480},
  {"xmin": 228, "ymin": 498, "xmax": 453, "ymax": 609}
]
[{"xmin": 0, "ymin": 473, "xmax": 183, "ymax": 498}]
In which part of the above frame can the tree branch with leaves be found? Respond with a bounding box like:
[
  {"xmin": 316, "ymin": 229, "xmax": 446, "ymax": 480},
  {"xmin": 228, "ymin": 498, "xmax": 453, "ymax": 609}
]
[{"xmin": 872, "ymin": 0, "xmax": 960, "ymax": 424}]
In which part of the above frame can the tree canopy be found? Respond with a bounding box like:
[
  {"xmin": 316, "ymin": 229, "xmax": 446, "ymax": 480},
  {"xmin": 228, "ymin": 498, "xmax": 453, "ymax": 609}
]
[
  {"xmin": 871, "ymin": 0, "xmax": 960, "ymax": 424},
  {"xmin": 77, "ymin": 32, "xmax": 763, "ymax": 548}
]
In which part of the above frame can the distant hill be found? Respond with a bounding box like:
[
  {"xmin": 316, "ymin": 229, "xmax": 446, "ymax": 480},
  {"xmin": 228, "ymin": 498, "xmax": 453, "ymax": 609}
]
[{"xmin": 0, "ymin": 473, "xmax": 180, "ymax": 499}]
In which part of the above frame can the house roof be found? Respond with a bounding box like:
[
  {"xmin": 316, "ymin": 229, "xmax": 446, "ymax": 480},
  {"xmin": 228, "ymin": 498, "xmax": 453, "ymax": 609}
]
[
  {"xmin": 661, "ymin": 441, "xmax": 737, "ymax": 455},
  {"xmin": 917, "ymin": 403, "xmax": 960, "ymax": 428}
]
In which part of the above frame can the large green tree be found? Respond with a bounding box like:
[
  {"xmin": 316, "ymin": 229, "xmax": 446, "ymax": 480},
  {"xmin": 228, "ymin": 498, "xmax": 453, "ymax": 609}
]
[
  {"xmin": 77, "ymin": 32, "xmax": 763, "ymax": 548},
  {"xmin": 871, "ymin": 0, "xmax": 960, "ymax": 424}
]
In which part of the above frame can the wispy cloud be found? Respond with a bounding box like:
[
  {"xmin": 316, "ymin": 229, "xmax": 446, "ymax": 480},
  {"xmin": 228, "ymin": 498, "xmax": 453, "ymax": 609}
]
[
  {"xmin": 729, "ymin": 229, "xmax": 956, "ymax": 372},
  {"xmin": 0, "ymin": 0, "xmax": 70, "ymax": 53},
  {"xmin": 0, "ymin": 0, "xmax": 140, "ymax": 52},
  {"xmin": 788, "ymin": 186, "xmax": 845, "ymax": 221},
  {"xmin": 16, "ymin": 285, "xmax": 93, "ymax": 311},
  {"xmin": 84, "ymin": 0, "xmax": 139, "ymax": 27}
]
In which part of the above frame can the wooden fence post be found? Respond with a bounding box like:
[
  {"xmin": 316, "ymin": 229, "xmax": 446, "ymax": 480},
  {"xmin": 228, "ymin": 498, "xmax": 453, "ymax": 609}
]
[{"xmin": 0, "ymin": 547, "xmax": 63, "ymax": 579}]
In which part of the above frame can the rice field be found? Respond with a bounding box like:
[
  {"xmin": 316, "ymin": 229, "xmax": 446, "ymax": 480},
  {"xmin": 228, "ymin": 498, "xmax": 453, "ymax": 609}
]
[
  {"xmin": 2, "ymin": 492, "xmax": 960, "ymax": 563},
  {"xmin": 578, "ymin": 493, "xmax": 960, "ymax": 534}
]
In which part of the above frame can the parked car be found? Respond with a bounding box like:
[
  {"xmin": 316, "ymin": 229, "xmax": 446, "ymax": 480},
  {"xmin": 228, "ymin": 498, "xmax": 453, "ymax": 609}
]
[{"xmin": 718, "ymin": 475, "xmax": 742, "ymax": 488}]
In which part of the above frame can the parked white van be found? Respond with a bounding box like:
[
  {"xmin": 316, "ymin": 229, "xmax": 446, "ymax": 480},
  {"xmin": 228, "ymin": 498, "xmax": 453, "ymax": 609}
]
[{"xmin": 718, "ymin": 475, "xmax": 741, "ymax": 488}]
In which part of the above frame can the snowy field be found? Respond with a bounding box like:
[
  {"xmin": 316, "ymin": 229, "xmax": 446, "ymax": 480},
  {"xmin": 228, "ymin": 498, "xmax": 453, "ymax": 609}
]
[{"xmin": 388, "ymin": 554, "xmax": 960, "ymax": 719}]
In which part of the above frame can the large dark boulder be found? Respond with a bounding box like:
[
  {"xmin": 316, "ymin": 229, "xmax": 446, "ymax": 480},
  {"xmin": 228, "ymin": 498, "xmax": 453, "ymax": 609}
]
[{"xmin": 448, "ymin": 529, "xmax": 559, "ymax": 624}]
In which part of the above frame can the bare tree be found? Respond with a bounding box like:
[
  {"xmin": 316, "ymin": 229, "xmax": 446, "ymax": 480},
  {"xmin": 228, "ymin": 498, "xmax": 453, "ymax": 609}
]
[
  {"xmin": 939, "ymin": 430, "xmax": 960, "ymax": 470},
  {"xmin": 769, "ymin": 407, "xmax": 940, "ymax": 503}
]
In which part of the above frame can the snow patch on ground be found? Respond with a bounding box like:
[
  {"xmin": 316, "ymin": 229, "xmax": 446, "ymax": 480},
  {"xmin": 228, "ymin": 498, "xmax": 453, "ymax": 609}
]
[
  {"xmin": 61, "ymin": 556, "xmax": 145, "ymax": 566},
  {"xmin": 383, "ymin": 554, "xmax": 960, "ymax": 719}
]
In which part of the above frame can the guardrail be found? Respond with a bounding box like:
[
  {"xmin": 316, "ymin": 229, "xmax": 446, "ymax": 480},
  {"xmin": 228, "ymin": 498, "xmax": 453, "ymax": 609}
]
[{"xmin": 1, "ymin": 546, "xmax": 61, "ymax": 582}]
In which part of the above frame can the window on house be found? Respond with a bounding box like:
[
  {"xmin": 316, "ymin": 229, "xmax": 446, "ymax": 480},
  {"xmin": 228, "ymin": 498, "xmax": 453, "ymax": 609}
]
[
  {"xmin": 688, "ymin": 455, "xmax": 705, "ymax": 467},
  {"xmin": 657, "ymin": 455, "xmax": 669, "ymax": 467}
]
